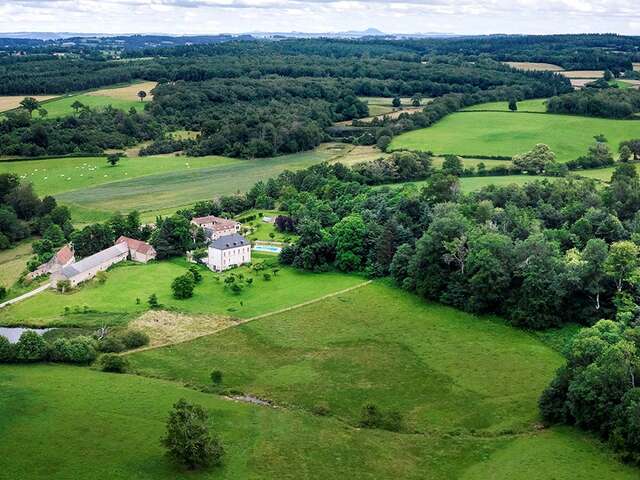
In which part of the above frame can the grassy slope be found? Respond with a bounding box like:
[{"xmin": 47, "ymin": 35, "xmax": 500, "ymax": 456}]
[
  {"xmin": 0, "ymin": 259, "xmax": 364, "ymax": 327},
  {"xmin": 462, "ymin": 99, "xmax": 548, "ymax": 112},
  {"xmin": 0, "ymin": 240, "xmax": 33, "ymax": 288},
  {"xmin": 390, "ymin": 111, "xmax": 640, "ymax": 162},
  {"xmin": 2, "ymin": 364, "xmax": 633, "ymax": 480},
  {"xmin": 130, "ymin": 281, "xmax": 560, "ymax": 434},
  {"xmin": 382, "ymin": 175, "xmax": 541, "ymax": 193}
]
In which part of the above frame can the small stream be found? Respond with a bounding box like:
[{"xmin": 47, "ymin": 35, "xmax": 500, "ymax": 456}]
[{"xmin": 0, "ymin": 327, "xmax": 51, "ymax": 343}]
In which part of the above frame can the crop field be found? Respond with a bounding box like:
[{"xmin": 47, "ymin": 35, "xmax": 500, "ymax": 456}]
[
  {"xmin": 2, "ymin": 365, "xmax": 635, "ymax": 480},
  {"xmin": 559, "ymin": 70, "xmax": 603, "ymax": 79},
  {"xmin": 462, "ymin": 98, "xmax": 547, "ymax": 113},
  {"xmin": 389, "ymin": 110, "xmax": 640, "ymax": 162},
  {"xmin": 0, "ymin": 258, "xmax": 365, "ymax": 327},
  {"xmin": 0, "ymin": 95, "xmax": 58, "ymax": 113},
  {"xmin": 503, "ymin": 62, "xmax": 563, "ymax": 71},
  {"xmin": 87, "ymin": 81, "xmax": 157, "ymax": 101}
]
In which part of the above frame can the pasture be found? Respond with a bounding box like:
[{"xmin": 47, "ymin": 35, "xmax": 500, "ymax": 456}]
[
  {"xmin": 2, "ymin": 365, "xmax": 635, "ymax": 479},
  {"xmin": 41, "ymin": 94, "xmax": 145, "ymax": 118},
  {"xmin": 0, "ymin": 258, "xmax": 365, "ymax": 327},
  {"xmin": 359, "ymin": 96, "xmax": 414, "ymax": 116},
  {"xmin": 0, "ymin": 144, "xmax": 343, "ymax": 224},
  {"xmin": 0, "ymin": 240, "xmax": 33, "ymax": 288},
  {"xmin": 389, "ymin": 110, "xmax": 640, "ymax": 162}
]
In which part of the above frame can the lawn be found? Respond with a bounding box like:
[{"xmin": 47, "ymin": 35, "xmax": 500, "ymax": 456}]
[
  {"xmin": 129, "ymin": 281, "xmax": 560, "ymax": 435},
  {"xmin": 236, "ymin": 209, "xmax": 293, "ymax": 242},
  {"xmin": 390, "ymin": 111, "xmax": 640, "ymax": 162},
  {"xmin": 2, "ymin": 365, "xmax": 634, "ymax": 479},
  {"xmin": 0, "ymin": 258, "xmax": 365, "ymax": 327}
]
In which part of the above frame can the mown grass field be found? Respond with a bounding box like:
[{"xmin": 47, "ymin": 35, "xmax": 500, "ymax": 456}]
[
  {"xmin": 237, "ymin": 209, "xmax": 293, "ymax": 242},
  {"xmin": 382, "ymin": 175, "xmax": 540, "ymax": 193},
  {"xmin": 359, "ymin": 97, "xmax": 414, "ymax": 116},
  {"xmin": 2, "ymin": 365, "xmax": 634, "ymax": 480},
  {"xmin": 0, "ymin": 258, "xmax": 364, "ymax": 327},
  {"xmin": 0, "ymin": 240, "xmax": 33, "ymax": 288},
  {"xmin": 390, "ymin": 110, "xmax": 640, "ymax": 162}
]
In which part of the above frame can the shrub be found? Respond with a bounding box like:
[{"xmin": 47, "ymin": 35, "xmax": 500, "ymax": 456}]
[
  {"xmin": 172, "ymin": 273, "xmax": 195, "ymax": 299},
  {"xmin": 0, "ymin": 286, "xmax": 6, "ymax": 300},
  {"xmin": 263, "ymin": 273, "xmax": 272, "ymax": 281},
  {"xmin": 359, "ymin": 403, "xmax": 383, "ymax": 428},
  {"xmin": 14, "ymin": 331, "xmax": 47, "ymax": 362},
  {"xmin": 56, "ymin": 279, "xmax": 71, "ymax": 293},
  {"xmin": 162, "ymin": 399, "xmax": 225, "ymax": 470},
  {"xmin": 148, "ymin": 293, "xmax": 159, "ymax": 308},
  {"xmin": 210, "ymin": 370, "xmax": 223, "ymax": 385},
  {"xmin": 0, "ymin": 335, "xmax": 14, "ymax": 362},
  {"xmin": 100, "ymin": 353, "xmax": 129, "ymax": 373},
  {"xmin": 120, "ymin": 330, "xmax": 149, "ymax": 349},
  {"xmin": 188, "ymin": 265, "xmax": 203, "ymax": 283},
  {"xmin": 50, "ymin": 336, "xmax": 97, "ymax": 364},
  {"xmin": 98, "ymin": 335, "xmax": 126, "ymax": 353}
]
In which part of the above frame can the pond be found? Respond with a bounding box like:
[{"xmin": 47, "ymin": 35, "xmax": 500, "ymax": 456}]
[{"xmin": 0, "ymin": 327, "xmax": 51, "ymax": 343}]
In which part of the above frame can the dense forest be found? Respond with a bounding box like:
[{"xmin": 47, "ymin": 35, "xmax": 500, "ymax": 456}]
[{"xmin": 0, "ymin": 40, "xmax": 571, "ymax": 158}]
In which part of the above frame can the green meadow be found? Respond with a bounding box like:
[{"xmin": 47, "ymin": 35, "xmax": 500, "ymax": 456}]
[
  {"xmin": 461, "ymin": 98, "xmax": 548, "ymax": 112},
  {"xmin": 0, "ymin": 259, "xmax": 364, "ymax": 327},
  {"xmin": 0, "ymin": 144, "xmax": 344, "ymax": 224},
  {"xmin": 390, "ymin": 110, "xmax": 640, "ymax": 161},
  {"xmin": 41, "ymin": 94, "xmax": 145, "ymax": 118},
  {"xmin": 2, "ymin": 365, "xmax": 635, "ymax": 480},
  {"xmin": 382, "ymin": 175, "xmax": 542, "ymax": 193}
]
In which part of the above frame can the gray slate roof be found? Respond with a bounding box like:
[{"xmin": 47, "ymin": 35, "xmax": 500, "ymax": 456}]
[
  {"xmin": 61, "ymin": 243, "xmax": 128, "ymax": 277},
  {"xmin": 209, "ymin": 234, "xmax": 249, "ymax": 251}
]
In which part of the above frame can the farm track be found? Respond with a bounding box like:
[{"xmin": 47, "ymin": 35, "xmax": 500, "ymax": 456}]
[{"xmin": 123, "ymin": 279, "xmax": 373, "ymax": 355}]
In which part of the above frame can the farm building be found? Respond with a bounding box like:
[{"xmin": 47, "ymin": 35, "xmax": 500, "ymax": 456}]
[
  {"xmin": 191, "ymin": 215, "xmax": 241, "ymax": 240},
  {"xmin": 206, "ymin": 233, "xmax": 251, "ymax": 272},
  {"xmin": 51, "ymin": 243, "xmax": 129, "ymax": 287},
  {"xmin": 28, "ymin": 245, "xmax": 75, "ymax": 280},
  {"xmin": 116, "ymin": 236, "xmax": 157, "ymax": 263}
]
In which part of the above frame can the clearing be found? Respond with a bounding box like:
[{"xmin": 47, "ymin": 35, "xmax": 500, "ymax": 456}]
[
  {"xmin": 389, "ymin": 110, "xmax": 640, "ymax": 162},
  {"xmin": 503, "ymin": 62, "xmax": 563, "ymax": 71},
  {"xmin": 462, "ymin": 99, "xmax": 547, "ymax": 113}
]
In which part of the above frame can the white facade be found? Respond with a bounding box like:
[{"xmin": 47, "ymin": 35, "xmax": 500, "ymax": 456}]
[
  {"xmin": 206, "ymin": 234, "xmax": 252, "ymax": 272},
  {"xmin": 51, "ymin": 243, "xmax": 129, "ymax": 288}
]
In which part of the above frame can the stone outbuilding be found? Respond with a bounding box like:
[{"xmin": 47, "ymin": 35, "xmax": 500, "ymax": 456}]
[{"xmin": 116, "ymin": 236, "xmax": 157, "ymax": 263}]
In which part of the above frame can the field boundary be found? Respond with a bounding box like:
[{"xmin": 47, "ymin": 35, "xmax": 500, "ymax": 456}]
[{"xmin": 123, "ymin": 279, "xmax": 373, "ymax": 355}]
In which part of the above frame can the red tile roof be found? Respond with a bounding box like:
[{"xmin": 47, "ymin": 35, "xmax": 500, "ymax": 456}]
[
  {"xmin": 116, "ymin": 236, "xmax": 156, "ymax": 255},
  {"xmin": 191, "ymin": 215, "xmax": 239, "ymax": 231},
  {"xmin": 53, "ymin": 245, "xmax": 74, "ymax": 265}
]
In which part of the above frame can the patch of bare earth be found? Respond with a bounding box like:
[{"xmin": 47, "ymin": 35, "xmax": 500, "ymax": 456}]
[
  {"xmin": 504, "ymin": 62, "xmax": 563, "ymax": 72},
  {"xmin": 0, "ymin": 95, "xmax": 58, "ymax": 113},
  {"xmin": 87, "ymin": 81, "xmax": 158, "ymax": 101},
  {"xmin": 129, "ymin": 310, "xmax": 236, "ymax": 348}
]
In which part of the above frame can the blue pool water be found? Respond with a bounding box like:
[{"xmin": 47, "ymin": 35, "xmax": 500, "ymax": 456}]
[{"xmin": 253, "ymin": 245, "xmax": 282, "ymax": 253}]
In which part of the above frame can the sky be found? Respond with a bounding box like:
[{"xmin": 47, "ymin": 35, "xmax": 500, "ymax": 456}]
[{"xmin": 0, "ymin": 0, "xmax": 639, "ymax": 36}]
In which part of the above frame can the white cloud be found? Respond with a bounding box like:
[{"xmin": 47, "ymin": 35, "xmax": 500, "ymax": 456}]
[{"xmin": 1, "ymin": 0, "xmax": 640, "ymax": 34}]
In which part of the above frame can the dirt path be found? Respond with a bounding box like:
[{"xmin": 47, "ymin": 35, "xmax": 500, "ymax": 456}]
[
  {"xmin": 0, "ymin": 282, "xmax": 51, "ymax": 309},
  {"xmin": 124, "ymin": 280, "xmax": 373, "ymax": 355}
]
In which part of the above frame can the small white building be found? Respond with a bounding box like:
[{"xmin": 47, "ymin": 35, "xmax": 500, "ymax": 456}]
[
  {"xmin": 51, "ymin": 243, "xmax": 129, "ymax": 287},
  {"xmin": 206, "ymin": 234, "xmax": 251, "ymax": 272},
  {"xmin": 191, "ymin": 215, "xmax": 241, "ymax": 241}
]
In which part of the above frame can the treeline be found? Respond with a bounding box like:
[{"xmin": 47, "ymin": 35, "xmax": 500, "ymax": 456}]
[
  {"xmin": 547, "ymin": 89, "xmax": 640, "ymax": 119},
  {"xmin": 0, "ymin": 173, "xmax": 71, "ymax": 251},
  {"xmin": 540, "ymin": 320, "xmax": 640, "ymax": 464},
  {"xmin": 0, "ymin": 106, "xmax": 161, "ymax": 157}
]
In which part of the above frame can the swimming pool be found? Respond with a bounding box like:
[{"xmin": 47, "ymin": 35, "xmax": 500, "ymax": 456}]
[{"xmin": 253, "ymin": 245, "xmax": 282, "ymax": 253}]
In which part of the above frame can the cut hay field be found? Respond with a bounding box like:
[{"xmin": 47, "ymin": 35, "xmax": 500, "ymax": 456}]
[
  {"xmin": 2, "ymin": 365, "xmax": 635, "ymax": 480},
  {"xmin": 0, "ymin": 240, "xmax": 33, "ymax": 288},
  {"xmin": 559, "ymin": 70, "xmax": 603, "ymax": 79},
  {"xmin": 0, "ymin": 258, "xmax": 364, "ymax": 328},
  {"xmin": 0, "ymin": 95, "xmax": 58, "ymax": 112},
  {"xmin": 504, "ymin": 62, "xmax": 563, "ymax": 71},
  {"xmin": 389, "ymin": 110, "xmax": 640, "ymax": 162}
]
